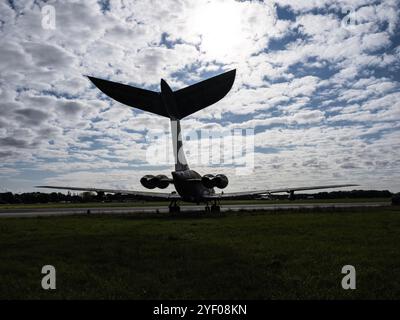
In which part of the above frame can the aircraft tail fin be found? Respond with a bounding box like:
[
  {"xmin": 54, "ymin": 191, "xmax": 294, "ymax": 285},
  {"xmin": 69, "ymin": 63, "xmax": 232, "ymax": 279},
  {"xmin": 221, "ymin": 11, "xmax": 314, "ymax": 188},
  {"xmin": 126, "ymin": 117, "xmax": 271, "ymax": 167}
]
[
  {"xmin": 170, "ymin": 119, "xmax": 189, "ymax": 171},
  {"xmin": 173, "ymin": 69, "xmax": 236, "ymax": 119},
  {"xmin": 87, "ymin": 69, "xmax": 236, "ymax": 120},
  {"xmin": 87, "ymin": 76, "xmax": 167, "ymax": 117}
]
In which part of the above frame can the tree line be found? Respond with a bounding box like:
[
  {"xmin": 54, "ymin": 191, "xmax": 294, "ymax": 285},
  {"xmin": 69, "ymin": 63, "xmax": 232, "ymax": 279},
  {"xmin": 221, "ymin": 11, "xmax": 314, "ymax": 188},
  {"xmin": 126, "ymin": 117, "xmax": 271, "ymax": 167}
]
[
  {"xmin": 0, "ymin": 189, "xmax": 394, "ymax": 204},
  {"xmin": 0, "ymin": 191, "xmax": 136, "ymax": 204}
]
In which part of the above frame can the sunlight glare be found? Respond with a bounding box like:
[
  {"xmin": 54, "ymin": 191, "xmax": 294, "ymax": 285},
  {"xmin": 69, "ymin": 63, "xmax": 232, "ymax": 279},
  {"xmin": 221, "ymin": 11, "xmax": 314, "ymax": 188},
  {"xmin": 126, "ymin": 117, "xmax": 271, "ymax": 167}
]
[{"xmin": 192, "ymin": 0, "xmax": 247, "ymax": 61}]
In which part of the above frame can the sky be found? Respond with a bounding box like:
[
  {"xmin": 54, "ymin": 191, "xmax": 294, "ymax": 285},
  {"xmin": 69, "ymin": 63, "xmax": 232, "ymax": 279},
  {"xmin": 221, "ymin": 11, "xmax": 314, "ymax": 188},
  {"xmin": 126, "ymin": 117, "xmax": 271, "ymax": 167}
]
[{"xmin": 0, "ymin": 0, "xmax": 399, "ymax": 194}]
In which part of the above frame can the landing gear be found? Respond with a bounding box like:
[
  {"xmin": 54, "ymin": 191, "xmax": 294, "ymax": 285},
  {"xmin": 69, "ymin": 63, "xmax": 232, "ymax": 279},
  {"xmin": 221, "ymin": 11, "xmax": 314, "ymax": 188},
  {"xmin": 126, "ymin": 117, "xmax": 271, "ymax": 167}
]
[
  {"xmin": 204, "ymin": 201, "xmax": 221, "ymax": 213},
  {"xmin": 169, "ymin": 200, "xmax": 180, "ymax": 213}
]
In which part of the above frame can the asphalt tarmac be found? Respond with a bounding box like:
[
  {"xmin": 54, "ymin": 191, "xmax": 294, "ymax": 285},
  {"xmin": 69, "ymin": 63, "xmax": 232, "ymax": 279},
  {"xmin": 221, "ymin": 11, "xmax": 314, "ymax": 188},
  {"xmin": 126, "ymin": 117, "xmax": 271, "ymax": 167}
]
[{"xmin": 0, "ymin": 202, "xmax": 389, "ymax": 218}]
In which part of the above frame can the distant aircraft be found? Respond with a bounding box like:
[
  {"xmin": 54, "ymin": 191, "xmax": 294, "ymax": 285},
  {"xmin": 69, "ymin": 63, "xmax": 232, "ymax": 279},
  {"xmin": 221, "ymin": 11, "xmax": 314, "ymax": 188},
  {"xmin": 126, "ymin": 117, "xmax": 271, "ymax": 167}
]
[{"xmin": 37, "ymin": 70, "xmax": 357, "ymax": 213}]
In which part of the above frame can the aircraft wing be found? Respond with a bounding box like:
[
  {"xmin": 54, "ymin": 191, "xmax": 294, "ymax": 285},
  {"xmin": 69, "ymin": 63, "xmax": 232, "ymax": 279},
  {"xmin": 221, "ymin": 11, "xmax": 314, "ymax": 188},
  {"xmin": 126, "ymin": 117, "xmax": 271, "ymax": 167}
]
[
  {"xmin": 174, "ymin": 69, "xmax": 236, "ymax": 119},
  {"xmin": 36, "ymin": 186, "xmax": 180, "ymax": 201},
  {"xmin": 203, "ymin": 184, "xmax": 358, "ymax": 200},
  {"xmin": 86, "ymin": 76, "xmax": 167, "ymax": 118}
]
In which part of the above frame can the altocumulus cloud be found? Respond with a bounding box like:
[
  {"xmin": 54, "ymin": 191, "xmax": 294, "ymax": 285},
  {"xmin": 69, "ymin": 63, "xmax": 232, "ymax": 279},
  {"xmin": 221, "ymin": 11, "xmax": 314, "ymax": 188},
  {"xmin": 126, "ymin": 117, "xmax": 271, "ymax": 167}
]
[{"xmin": 0, "ymin": 0, "xmax": 399, "ymax": 193}]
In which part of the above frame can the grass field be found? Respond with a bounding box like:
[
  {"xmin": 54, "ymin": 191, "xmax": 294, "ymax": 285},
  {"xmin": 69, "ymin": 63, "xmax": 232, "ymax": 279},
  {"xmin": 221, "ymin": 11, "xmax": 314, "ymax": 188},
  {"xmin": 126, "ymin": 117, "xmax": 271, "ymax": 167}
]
[
  {"xmin": 0, "ymin": 206, "xmax": 399, "ymax": 299},
  {"xmin": 0, "ymin": 197, "xmax": 391, "ymax": 210}
]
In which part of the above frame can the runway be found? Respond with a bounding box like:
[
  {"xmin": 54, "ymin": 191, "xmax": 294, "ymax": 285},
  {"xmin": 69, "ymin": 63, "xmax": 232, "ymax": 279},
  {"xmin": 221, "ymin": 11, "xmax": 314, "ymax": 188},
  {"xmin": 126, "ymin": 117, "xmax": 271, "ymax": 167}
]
[{"xmin": 0, "ymin": 202, "xmax": 390, "ymax": 218}]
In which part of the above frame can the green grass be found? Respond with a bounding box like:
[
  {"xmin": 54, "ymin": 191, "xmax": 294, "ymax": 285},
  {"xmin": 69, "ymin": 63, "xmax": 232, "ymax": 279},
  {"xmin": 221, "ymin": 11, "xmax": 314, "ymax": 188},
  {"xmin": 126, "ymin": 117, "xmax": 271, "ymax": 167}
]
[
  {"xmin": 0, "ymin": 206, "xmax": 399, "ymax": 299},
  {"xmin": 0, "ymin": 197, "xmax": 391, "ymax": 209}
]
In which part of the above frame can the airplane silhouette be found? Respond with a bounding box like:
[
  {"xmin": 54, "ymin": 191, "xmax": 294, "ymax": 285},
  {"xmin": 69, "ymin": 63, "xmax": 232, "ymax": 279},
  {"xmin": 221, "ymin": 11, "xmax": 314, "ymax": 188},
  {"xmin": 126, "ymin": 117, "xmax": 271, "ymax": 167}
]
[{"xmin": 37, "ymin": 70, "xmax": 357, "ymax": 213}]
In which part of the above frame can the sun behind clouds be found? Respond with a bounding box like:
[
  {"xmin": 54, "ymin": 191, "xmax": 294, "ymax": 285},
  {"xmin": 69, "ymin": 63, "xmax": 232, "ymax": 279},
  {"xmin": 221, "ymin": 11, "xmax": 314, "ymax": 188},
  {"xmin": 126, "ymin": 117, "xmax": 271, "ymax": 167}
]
[{"xmin": 190, "ymin": 0, "xmax": 276, "ymax": 62}]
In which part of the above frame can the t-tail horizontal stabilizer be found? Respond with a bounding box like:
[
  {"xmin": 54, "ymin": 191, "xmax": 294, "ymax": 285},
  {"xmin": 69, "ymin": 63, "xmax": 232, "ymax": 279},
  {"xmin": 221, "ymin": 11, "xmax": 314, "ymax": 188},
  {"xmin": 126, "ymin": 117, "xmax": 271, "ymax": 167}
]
[{"xmin": 87, "ymin": 69, "xmax": 236, "ymax": 119}]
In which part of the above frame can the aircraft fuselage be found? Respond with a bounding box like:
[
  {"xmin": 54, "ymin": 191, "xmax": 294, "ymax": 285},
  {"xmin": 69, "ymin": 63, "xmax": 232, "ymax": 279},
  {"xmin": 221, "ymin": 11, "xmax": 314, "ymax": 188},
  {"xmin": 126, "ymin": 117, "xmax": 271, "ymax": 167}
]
[{"xmin": 171, "ymin": 169, "xmax": 214, "ymax": 203}]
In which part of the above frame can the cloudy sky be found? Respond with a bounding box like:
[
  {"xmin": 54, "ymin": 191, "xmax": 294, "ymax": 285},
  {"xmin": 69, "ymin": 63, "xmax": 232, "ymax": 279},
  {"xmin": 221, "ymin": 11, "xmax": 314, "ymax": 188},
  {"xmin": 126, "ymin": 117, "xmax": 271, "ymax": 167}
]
[{"xmin": 0, "ymin": 0, "xmax": 399, "ymax": 194}]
